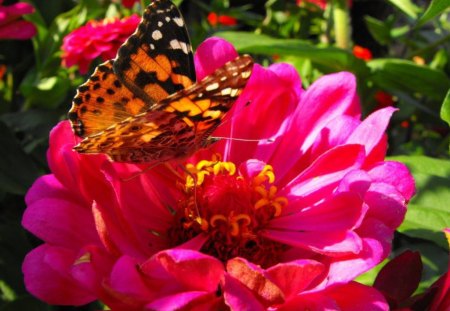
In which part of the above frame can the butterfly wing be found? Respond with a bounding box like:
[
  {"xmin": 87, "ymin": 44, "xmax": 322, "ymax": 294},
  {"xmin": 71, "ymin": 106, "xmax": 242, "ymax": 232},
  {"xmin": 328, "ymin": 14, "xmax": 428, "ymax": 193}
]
[
  {"xmin": 68, "ymin": 60, "xmax": 149, "ymax": 137},
  {"xmin": 74, "ymin": 55, "xmax": 253, "ymax": 163},
  {"xmin": 113, "ymin": 0, "xmax": 195, "ymax": 105},
  {"xmin": 69, "ymin": 0, "xmax": 195, "ymax": 138}
]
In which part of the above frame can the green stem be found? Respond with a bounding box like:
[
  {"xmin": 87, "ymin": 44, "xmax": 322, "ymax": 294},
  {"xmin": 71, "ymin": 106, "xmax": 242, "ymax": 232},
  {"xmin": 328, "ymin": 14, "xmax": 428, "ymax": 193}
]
[{"xmin": 332, "ymin": 0, "xmax": 351, "ymax": 49}]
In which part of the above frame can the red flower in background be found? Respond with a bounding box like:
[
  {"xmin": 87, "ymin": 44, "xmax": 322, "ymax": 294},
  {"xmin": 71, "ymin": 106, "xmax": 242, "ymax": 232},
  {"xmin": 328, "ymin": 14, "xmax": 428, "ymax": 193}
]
[
  {"xmin": 374, "ymin": 91, "xmax": 395, "ymax": 109},
  {"xmin": 61, "ymin": 15, "xmax": 140, "ymax": 74},
  {"xmin": 121, "ymin": 0, "xmax": 139, "ymax": 8},
  {"xmin": 0, "ymin": 0, "xmax": 36, "ymax": 40},
  {"xmin": 207, "ymin": 12, "xmax": 237, "ymax": 27},
  {"xmin": 297, "ymin": 0, "xmax": 352, "ymax": 10},
  {"xmin": 353, "ymin": 45, "xmax": 373, "ymax": 61}
]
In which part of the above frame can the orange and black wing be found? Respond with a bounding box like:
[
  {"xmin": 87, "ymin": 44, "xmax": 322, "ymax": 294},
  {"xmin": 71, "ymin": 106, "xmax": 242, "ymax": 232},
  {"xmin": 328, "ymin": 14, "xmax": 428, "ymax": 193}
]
[
  {"xmin": 73, "ymin": 55, "xmax": 253, "ymax": 163},
  {"xmin": 68, "ymin": 0, "xmax": 195, "ymax": 138},
  {"xmin": 68, "ymin": 60, "xmax": 149, "ymax": 137},
  {"xmin": 113, "ymin": 0, "xmax": 195, "ymax": 105}
]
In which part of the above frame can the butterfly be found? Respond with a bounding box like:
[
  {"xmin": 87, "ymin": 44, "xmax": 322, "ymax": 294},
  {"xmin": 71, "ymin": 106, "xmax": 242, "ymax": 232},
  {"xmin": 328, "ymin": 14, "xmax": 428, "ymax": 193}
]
[{"xmin": 68, "ymin": 0, "xmax": 253, "ymax": 163}]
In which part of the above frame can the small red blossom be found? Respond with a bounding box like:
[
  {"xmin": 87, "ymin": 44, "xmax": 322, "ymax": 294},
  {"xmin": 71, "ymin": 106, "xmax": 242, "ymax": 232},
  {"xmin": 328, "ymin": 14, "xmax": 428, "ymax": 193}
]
[
  {"xmin": 121, "ymin": 0, "xmax": 139, "ymax": 8},
  {"xmin": 400, "ymin": 120, "xmax": 410, "ymax": 128},
  {"xmin": 353, "ymin": 45, "xmax": 373, "ymax": 61},
  {"xmin": 374, "ymin": 91, "xmax": 395, "ymax": 109},
  {"xmin": 207, "ymin": 12, "xmax": 237, "ymax": 27},
  {"xmin": 61, "ymin": 15, "xmax": 141, "ymax": 74},
  {"xmin": 297, "ymin": 0, "xmax": 352, "ymax": 10},
  {"xmin": 0, "ymin": 0, "xmax": 36, "ymax": 40}
]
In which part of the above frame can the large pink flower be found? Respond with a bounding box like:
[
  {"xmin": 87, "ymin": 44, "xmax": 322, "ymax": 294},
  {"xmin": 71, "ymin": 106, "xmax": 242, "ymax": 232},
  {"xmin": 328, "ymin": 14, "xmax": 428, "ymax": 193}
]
[
  {"xmin": 0, "ymin": 0, "xmax": 36, "ymax": 40},
  {"xmin": 61, "ymin": 14, "xmax": 140, "ymax": 74},
  {"xmin": 23, "ymin": 38, "xmax": 414, "ymax": 309}
]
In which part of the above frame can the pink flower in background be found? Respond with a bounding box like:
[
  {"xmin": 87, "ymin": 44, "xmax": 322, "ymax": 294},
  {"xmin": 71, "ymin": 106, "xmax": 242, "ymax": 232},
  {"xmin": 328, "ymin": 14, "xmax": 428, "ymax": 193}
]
[
  {"xmin": 61, "ymin": 14, "xmax": 140, "ymax": 74},
  {"xmin": 23, "ymin": 38, "xmax": 414, "ymax": 309},
  {"xmin": 0, "ymin": 0, "xmax": 36, "ymax": 40}
]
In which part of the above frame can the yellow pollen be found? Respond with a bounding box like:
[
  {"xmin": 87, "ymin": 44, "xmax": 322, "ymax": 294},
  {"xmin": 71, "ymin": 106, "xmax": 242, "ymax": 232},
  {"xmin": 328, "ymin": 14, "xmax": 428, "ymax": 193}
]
[
  {"xmin": 210, "ymin": 213, "xmax": 252, "ymax": 237},
  {"xmin": 184, "ymin": 155, "xmax": 236, "ymax": 189},
  {"xmin": 252, "ymin": 175, "xmax": 287, "ymax": 217}
]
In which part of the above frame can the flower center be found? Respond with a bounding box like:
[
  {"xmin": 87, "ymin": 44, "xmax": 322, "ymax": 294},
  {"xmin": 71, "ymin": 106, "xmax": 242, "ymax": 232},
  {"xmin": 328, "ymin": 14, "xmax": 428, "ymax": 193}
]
[{"xmin": 168, "ymin": 155, "xmax": 288, "ymax": 267}]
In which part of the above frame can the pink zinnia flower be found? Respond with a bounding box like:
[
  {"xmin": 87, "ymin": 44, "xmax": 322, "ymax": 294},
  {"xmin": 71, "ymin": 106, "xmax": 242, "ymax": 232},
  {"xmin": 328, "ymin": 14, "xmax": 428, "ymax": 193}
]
[
  {"xmin": 61, "ymin": 15, "xmax": 140, "ymax": 74},
  {"xmin": 0, "ymin": 0, "xmax": 36, "ymax": 40},
  {"xmin": 23, "ymin": 38, "xmax": 414, "ymax": 309}
]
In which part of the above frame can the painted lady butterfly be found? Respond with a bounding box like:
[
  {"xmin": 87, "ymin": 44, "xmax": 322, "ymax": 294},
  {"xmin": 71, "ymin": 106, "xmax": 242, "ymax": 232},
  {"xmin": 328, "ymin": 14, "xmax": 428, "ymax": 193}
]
[{"xmin": 68, "ymin": 0, "xmax": 253, "ymax": 163}]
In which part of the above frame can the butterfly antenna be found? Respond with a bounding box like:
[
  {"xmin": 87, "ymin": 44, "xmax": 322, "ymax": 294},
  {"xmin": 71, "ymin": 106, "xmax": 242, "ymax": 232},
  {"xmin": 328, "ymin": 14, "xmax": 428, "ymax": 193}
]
[
  {"xmin": 120, "ymin": 161, "xmax": 163, "ymax": 182},
  {"xmin": 210, "ymin": 136, "xmax": 274, "ymax": 143}
]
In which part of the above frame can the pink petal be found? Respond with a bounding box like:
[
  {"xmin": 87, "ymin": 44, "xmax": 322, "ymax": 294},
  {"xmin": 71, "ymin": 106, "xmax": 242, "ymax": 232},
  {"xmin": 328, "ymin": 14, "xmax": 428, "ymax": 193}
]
[
  {"xmin": 223, "ymin": 273, "xmax": 266, "ymax": 310},
  {"xmin": 324, "ymin": 218, "xmax": 392, "ymax": 285},
  {"xmin": 208, "ymin": 63, "xmax": 300, "ymax": 166},
  {"xmin": 266, "ymin": 260, "xmax": 325, "ymax": 299},
  {"xmin": 269, "ymin": 192, "xmax": 365, "ymax": 231},
  {"xmin": 368, "ymin": 161, "xmax": 415, "ymax": 201},
  {"xmin": 0, "ymin": 20, "xmax": 36, "ymax": 39},
  {"xmin": 282, "ymin": 144, "xmax": 365, "ymax": 209},
  {"xmin": 146, "ymin": 291, "xmax": 220, "ymax": 311},
  {"xmin": 310, "ymin": 115, "xmax": 361, "ymax": 158},
  {"xmin": 22, "ymin": 192, "xmax": 99, "ymax": 249},
  {"xmin": 365, "ymin": 182, "xmax": 407, "ymax": 229},
  {"xmin": 263, "ymin": 229, "xmax": 362, "ymax": 255},
  {"xmin": 23, "ymin": 245, "xmax": 95, "ymax": 305},
  {"xmin": 278, "ymin": 292, "xmax": 339, "ymax": 310},
  {"xmin": 194, "ymin": 37, "xmax": 238, "ymax": 80},
  {"xmin": 226, "ymin": 257, "xmax": 285, "ymax": 305},
  {"xmin": 154, "ymin": 249, "xmax": 224, "ymax": 292},
  {"xmin": 70, "ymin": 245, "xmax": 115, "ymax": 294},
  {"xmin": 346, "ymin": 107, "xmax": 396, "ymax": 164},
  {"xmin": 108, "ymin": 255, "xmax": 159, "ymax": 307},
  {"xmin": 293, "ymin": 71, "xmax": 361, "ymax": 153},
  {"xmin": 3, "ymin": 2, "xmax": 35, "ymax": 16},
  {"xmin": 327, "ymin": 281, "xmax": 389, "ymax": 311}
]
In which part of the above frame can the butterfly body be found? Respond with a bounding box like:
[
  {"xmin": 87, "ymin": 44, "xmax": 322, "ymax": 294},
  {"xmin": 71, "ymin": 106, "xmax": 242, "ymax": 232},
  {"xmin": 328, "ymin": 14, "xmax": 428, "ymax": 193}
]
[{"xmin": 69, "ymin": 0, "xmax": 253, "ymax": 163}]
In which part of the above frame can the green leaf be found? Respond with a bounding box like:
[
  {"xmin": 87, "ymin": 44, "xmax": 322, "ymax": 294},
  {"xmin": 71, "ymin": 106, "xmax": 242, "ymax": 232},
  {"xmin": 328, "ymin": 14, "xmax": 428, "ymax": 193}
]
[
  {"xmin": 368, "ymin": 59, "xmax": 450, "ymax": 101},
  {"xmin": 389, "ymin": 156, "xmax": 450, "ymax": 248},
  {"xmin": 215, "ymin": 31, "xmax": 368, "ymax": 74},
  {"xmin": 388, "ymin": 0, "xmax": 421, "ymax": 19},
  {"xmin": 440, "ymin": 89, "xmax": 450, "ymax": 127},
  {"xmin": 0, "ymin": 121, "xmax": 41, "ymax": 195},
  {"xmin": 418, "ymin": 0, "xmax": 450, "ymax": 26},
  {"xmin": 364, "ymin": 16, "xmax": 391, "ymax": 45}
]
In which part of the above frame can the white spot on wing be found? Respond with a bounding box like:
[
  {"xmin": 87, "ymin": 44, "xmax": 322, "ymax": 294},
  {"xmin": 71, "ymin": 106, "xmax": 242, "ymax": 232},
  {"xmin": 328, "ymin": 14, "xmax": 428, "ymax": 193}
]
[
  {"xmin": 173, "ymin": 17, "xmax": 184, "ymax": 27},
  {"xmin": 206, "ymin": 83, "xmax": 219, "ymax": 91},
  {"xmin": 169, "ymin": 39, "xmax": 189, "ymax": 54},
  {"xmin": 241, "ymin": 70, "xmax": 251, "ymax": 79},
  {"xmin": 221, "ymin": 87, "xmax": 232, "ymax": 95},
  {"xmin": 152, "ymin": 30, "xmax": 163, "ymax": 40},
  {"xmin": 165, "ymin": 16, "xmax": 170, "ymax": 22},
  {"xmin": 158, "ymin": 21, "xmax": 163, "ymax": 27}
]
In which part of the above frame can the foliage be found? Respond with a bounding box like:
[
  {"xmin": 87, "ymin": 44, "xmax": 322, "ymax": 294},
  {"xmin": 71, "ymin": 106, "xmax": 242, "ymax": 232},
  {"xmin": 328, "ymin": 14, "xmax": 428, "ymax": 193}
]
[{"xmin": 0, "ymin": 0, "xmax": 449, "ymax": 309}]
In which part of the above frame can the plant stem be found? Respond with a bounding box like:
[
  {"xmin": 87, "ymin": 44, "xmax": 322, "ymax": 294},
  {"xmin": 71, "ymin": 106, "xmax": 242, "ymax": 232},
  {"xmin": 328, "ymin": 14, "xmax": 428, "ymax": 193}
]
[{"xmin": 332, "ymin": 0, "xmax": 351, "ymax": 49}]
